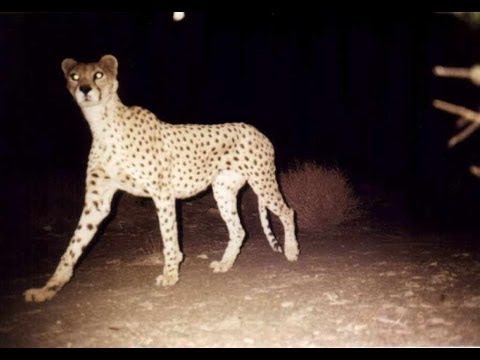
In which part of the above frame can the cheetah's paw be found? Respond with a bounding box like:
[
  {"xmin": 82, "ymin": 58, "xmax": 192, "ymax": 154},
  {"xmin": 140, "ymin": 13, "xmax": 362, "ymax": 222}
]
[
  {"xmin": 24, "ymin": 287, "xmax": 57, "ymax": 303},
  {"xmin": 210, "ymin": 260, "xmax": 233, "ymax": 273},
  {"xmin": 284, "ymin": 244, "xmax": 299, "ymax": 262},
  {"xmin": 155, "ymin": 274, "xmax": 179, "ymax": 287}
]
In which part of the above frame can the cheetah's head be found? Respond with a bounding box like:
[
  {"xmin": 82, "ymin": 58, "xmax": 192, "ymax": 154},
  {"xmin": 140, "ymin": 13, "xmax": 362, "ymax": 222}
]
[{"xmin": 61, "ymin": 54, "xmax": 119, "ymax": 108}]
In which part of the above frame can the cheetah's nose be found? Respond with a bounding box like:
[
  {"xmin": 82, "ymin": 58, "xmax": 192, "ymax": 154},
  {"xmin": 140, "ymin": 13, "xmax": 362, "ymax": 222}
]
[{"xmin": 79, "ymin": 85, "xmax": 92, "ymax": 95}]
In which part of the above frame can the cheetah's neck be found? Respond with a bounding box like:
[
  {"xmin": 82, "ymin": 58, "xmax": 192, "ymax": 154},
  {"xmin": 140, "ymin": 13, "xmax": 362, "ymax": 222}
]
[{"xmin": 80, "ymin": 94, "xmax": 126, "ymax": 139}]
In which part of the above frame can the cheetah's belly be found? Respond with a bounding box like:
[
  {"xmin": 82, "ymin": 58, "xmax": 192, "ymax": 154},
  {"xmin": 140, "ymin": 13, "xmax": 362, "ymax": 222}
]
[
  {"xmin": 170, "ymin": 161, "xmax": 219, "ymax": 199},
  {"xmin": 172, "ymin": 175, "xmax": 214, "ymax": 199}
]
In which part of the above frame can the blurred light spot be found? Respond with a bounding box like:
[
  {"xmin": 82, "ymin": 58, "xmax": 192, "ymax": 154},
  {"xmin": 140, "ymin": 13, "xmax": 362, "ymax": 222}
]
[{"xmin": 173, "ymin": 12, "xmax": 185, "ymax": 21}]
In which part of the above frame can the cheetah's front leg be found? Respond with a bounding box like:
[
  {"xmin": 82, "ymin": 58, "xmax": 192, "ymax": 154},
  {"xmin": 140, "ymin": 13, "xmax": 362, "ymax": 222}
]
[
  {"xmin": 152, "ymin": 192, "xmax": 183, "ymax": 287},
  {"xmin": 24, "ymin": 173, "xmax": 117, "ymax": 302}
]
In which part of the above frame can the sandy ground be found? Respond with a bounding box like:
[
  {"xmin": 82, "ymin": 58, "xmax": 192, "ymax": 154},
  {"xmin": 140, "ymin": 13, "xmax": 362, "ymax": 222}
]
[{"xmin": 1, "ymin": 191, "xmax": 479, "ymax": 348}]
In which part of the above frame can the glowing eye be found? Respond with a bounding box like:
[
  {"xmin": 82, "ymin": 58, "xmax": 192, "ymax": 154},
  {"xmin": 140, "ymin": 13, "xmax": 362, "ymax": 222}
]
[
  {"xmin": 70, "ymin": 73, "xmax": 79, "ymax": 81},
  {"xmin": 94, "ymin": 71, "xmax": 104, "ymax": 80}
]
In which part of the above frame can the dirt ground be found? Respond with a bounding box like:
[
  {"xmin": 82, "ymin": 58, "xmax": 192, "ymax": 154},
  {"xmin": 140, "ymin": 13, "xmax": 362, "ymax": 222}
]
[{"xmin": 1, "ymin": 190, "xmax": 480, "ymax": 348}]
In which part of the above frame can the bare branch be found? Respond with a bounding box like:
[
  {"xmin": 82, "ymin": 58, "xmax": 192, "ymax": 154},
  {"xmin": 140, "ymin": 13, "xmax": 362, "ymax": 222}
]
[
  {"xmin": 444, "ymin": 12, "xmax": 480, "ymax": 27},
  {"xmin": 448, "ymin": 122, "xmax": 480, "ymax": 148},
  {"xmin": 434, "ymin": 66, "xmax": 471, "ymax": 79},
  {"xmin": 433, "ymin": 99, "xmax": 480, "ymax": 125},
  {"xmin": 433, "ymin": 65, "xmax": 480, "ymax": 86},
  {"xmin": 433, "ymin": 63, "xmax": 480, "ymax": 178}
]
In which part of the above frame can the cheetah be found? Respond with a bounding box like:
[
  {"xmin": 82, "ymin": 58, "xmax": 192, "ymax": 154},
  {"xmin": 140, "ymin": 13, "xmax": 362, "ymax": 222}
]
[{"xmin": 24, "ymin": 55, "xmax": 299, "ymax": 302}]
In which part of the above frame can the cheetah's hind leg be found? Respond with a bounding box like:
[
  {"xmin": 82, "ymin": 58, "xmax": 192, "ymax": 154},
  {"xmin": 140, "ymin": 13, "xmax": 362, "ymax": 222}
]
[{"xmin": 210, "ymin": 170, "xmax": 247, "ymax": 273}]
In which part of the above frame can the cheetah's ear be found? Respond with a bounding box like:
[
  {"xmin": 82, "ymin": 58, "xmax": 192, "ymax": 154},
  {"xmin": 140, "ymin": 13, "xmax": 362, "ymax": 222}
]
[
  {"xmin": 61, "ymin": 58, "xmax": 77, "ymax": 77},
  {"xmin": 99, "ymin": 54, "xmax": 118, "ymax": 76}
]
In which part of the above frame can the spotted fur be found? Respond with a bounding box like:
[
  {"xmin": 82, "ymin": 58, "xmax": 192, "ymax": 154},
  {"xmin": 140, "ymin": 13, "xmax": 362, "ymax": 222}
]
[{"xmin": 24, "ymin": 55, "xmax": 299, "ymax": 302}]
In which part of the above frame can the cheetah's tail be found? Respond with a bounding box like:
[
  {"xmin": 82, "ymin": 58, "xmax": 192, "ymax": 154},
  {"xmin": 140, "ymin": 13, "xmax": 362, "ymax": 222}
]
[{"xmin": 258, "ymin": 201, "xmax": 283, "ymax": 253}]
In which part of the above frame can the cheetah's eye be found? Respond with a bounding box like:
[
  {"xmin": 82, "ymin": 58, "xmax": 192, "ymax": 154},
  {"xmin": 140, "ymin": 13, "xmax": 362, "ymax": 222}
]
[
  {"xmin": 70, "ymin": 73, "xmax": 79, "ymax": 81},
  {"xmin": 94, "ymin": 71, "xmax": 104, "ymax": 80}
]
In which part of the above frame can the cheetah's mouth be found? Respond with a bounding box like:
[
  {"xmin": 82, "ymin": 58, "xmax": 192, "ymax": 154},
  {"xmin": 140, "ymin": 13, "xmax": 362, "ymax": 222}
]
[
  {"xmin": 81, "ymin": 93, "xmax": 94, "ymax": 101},
  {"xmin": 77, "ymin": 93, "xmax": 99, "ymax": 106}
]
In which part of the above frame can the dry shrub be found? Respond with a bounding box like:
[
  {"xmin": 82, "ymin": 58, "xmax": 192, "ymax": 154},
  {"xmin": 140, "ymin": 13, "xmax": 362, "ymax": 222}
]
[{"xmin": 279, "ymin": 161, "xmax": 360, "ymax": 232}]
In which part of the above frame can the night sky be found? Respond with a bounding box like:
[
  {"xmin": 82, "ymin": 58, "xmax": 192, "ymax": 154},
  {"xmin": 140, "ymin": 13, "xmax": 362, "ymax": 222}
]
[{"xmin": 2, "ymin": 11, "xmax": 480, "ymax": 258}]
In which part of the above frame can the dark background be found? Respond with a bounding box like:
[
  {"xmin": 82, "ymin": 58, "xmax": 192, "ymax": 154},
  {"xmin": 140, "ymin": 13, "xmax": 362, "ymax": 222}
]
[{"xmin": 2, "ymin": 11, "xmax": 480, "ymax": 269}]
